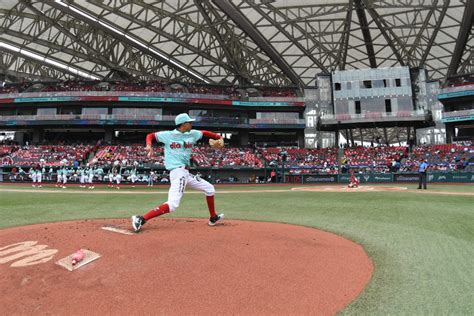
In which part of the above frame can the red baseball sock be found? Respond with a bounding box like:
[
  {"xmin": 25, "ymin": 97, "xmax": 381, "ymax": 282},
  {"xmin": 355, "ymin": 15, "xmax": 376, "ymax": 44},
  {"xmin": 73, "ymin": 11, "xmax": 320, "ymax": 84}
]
[
  {"xmin": 206, "ymin": 195, "xmax": 217, "ymax": 218},
  {"xmin": 143, "ymin": 203, "xmax": 170, "ymax": 221}
]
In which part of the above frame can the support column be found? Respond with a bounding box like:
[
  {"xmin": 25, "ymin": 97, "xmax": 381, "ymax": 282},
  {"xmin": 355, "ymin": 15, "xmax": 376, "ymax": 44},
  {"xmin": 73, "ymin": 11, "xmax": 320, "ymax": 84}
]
[
  {"xmin": 104, "ymin": 128, "xmax": 114, "ymax": 143},
  {"xmin": 344, "ymin": 129, "xmax": 350, "ymax": 146},
  {"xmin": 349, "ymin": 128, "xmax": 355, "ymax": 147},
  {"xmin": 32, "ymin": 128, "xmax": 44, "ymax": 144},
  {"xmin": 335, "ymin": 129, "xmax": 340, "ymax": 148},
  {"xmin": 13, "ymin": 131, "xmax": 25, "ymax": 144},
  {"xmin": 240, "ymin": 130, "xmax": 249, "ymax": 146},
  {"xmin": 445, "ymin": 124, "xmax": 455, "ymax": 144},
  {"xmin": 430, "ymin": 127, "xmax": 435, "ymax": 144},
  {"xmin": 297, "ymin": 130, "xmax": 304, "ymax": 148}
]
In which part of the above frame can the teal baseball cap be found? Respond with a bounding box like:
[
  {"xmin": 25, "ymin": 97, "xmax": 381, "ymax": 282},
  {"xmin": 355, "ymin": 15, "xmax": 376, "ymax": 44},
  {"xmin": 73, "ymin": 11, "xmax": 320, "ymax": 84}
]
[{"xmin": 175, "ymin": 113, "xmax": 196, "ymax": 125}]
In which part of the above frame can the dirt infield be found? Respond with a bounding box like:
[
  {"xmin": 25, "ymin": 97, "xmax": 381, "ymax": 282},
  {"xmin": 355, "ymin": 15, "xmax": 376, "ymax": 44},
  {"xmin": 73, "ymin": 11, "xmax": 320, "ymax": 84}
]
[
  {"xmin": 291, "ymin": 185, "xmax": 474, "ymax": 195},
  {"xmin": 292, "ymin": 185, "xmax": 409, "ymax": 192},
  {"xmin": 0, "ymin": 219, "xmax": 373, "ymax": 315}
]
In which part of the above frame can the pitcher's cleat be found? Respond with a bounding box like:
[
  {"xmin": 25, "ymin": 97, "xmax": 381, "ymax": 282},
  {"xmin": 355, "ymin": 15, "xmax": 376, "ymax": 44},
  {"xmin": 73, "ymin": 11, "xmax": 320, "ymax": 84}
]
[
  {"xmin": 132, "ymin": 215, "xmax": 146, "ymax": 232},
  {"xmin": 208, "ymin": 213, "xmax": 224, "ymax": 226}
]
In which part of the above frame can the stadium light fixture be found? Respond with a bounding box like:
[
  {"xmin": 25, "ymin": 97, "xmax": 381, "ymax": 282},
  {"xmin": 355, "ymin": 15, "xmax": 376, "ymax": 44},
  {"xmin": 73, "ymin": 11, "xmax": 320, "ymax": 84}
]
[
  {"xmin": 54, "ymin": 0, "xmax": 210, "ymax": 83},
  {"xmin": 0, "ymin": 41, "xmax": 101, "ymax": 80}
]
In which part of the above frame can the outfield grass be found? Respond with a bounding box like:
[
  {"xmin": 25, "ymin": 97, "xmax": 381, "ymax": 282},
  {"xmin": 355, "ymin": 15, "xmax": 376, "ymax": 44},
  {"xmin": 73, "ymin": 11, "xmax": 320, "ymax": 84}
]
[{"xmin": 0, "ymin": 184, "xmax": 473, "ymax": 314}]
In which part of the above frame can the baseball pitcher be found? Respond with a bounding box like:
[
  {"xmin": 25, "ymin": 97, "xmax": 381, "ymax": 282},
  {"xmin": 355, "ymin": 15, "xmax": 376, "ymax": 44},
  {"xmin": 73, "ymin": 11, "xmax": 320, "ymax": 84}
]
[{"xmin": 132, "ymin": 113, "xmax": 224, "ymax": 232}]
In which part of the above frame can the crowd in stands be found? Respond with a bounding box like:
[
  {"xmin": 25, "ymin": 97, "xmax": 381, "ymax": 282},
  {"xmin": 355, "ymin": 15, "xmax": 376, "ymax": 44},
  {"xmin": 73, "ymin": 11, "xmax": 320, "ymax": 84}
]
[
  {"xmin": 93, "ymin": 144, "xmax": 164, "ymax": 167},
  {"xmin": 441, "ymin": 74, "xmax": 474, "ymax": 88},
  {"xmin": 342, "ymin": 146, "xmax": 407, "ymax": 173},
  {"xmin": 1, "ymin": 143, "xmax": 473, "ymax": 175},
  {"xmin": 257, "ymin": 147, "xmax": 339, "ymax": 174},
  {"xmin": 8, "ymin": 144, "xmax": 93, "ymax": 167},
  {"xmin": 0, "ymin": 86, "xmax": 19, "ymax": 94},
  {"xmin": 0, "ymin": 145, "xmax": 17, "ymax": 157},
  {"xmin": 40, "ymin": 80, "xmax": 103, "ymax": 93},
  {"xmin": 340, "ymin": 143, "xmax": 473, "ymax": 173},
  {"xmin": 260, "ymin": 87, "xmax": 298, "ymax": 98},
  {"xmin": 192, "ymin": 146, "xmax": 264, "ymax": 168},
  {"xmin": 405, "ymin": 144, "xmax": 472, "ymax": 171},
  {"xmin": 187, "ymin": 84, "xmax": 241, "ymax": 98},
  {"xmin": 0, "ymin": 145, "xmax": 19, "ymax": 165},
  {"xmin": 113, "ymin": 80, "xmax": 166, "ymax": 93},
  {"xmin": 0, "ymin": 80, "xmax": 299, "ymax": 99}
]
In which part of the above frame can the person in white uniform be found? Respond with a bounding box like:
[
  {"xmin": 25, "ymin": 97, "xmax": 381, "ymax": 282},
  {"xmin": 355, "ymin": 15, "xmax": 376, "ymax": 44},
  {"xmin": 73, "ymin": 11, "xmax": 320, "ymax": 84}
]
[
  {"xmin": 87, "ymin": 165, "xmax": 95, "ymax": 189},
  {"xmin": 35, "ymin": 164, "xmax": 43, "ymax": 188},
  {"xmin": 79, "ymin": 167, "xmax": 86, "ymax": 188}
]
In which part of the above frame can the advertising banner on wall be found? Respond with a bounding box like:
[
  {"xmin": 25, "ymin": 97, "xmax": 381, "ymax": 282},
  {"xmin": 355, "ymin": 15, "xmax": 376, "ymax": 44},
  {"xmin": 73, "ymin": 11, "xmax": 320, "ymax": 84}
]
[
  {"xmin": 338, "ymin": 173, "xmax": 393, "ymax": 183},
  {"xmin": 302, "ymin": 174, "xmax": 337, "ymax": 184},
  {"xmin": 427, "ymin": 172, "xmax": 474, "ymax": 183},
  {"xmin": 393, "ymin": 173, "xmax": 420, "ymax": 182}
]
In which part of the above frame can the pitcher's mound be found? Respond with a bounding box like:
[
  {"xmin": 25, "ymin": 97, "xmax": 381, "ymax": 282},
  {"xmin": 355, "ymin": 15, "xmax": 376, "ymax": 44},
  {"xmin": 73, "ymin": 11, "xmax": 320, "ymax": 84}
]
[{"xmin": 0, "ymin": 218, "xmax": 373, "ymax": 315}]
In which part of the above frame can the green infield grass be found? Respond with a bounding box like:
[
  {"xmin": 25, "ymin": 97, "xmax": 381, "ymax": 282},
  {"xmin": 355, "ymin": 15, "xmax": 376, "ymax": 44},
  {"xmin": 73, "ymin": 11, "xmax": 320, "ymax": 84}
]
[{"xmin": 0, "ymin": 183, "xmax": 473, "ymax": 314}]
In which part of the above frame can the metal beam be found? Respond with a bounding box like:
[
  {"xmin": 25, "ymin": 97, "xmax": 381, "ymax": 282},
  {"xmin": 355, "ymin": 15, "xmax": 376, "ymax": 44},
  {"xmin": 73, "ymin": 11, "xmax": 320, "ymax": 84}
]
[
  {"xmin": 419, "ymin": 0, "xmax": 450, "ymax": 67},
  {"xmin": 195, "ymin": 0, "xmax": 250, "ymax": 85},
  {"xmin": 91, "ymin": 0, "xmax": 235, "ymax": 77},
  {"xmin": 24, "ymin": 1, "xmax": 131, "ymax": 76},
  {"xmin": 0, "ymin": 39, "xmax": 99, "ymax": 79},
  {"xmin": 246, "ymin": 1, "xmax": 328, "ymax": 73},
  {"xmin": 363, "ymin": 1, "xmax": 406, "ymax": 66},
  {"xmin": 0, "ymin": 44, "xmax": 86, "ymax": 80},
  {"xmin": 338, "ymin": 0, "xmax": 353, "ymax": 70},
  {"xmin": 213, "ymin": 0, "xmax": 302, "ymax": 86},
  {"xmin": 47, "ymin": 1, "xmax": 211, "ymax": 83},
  {"xmin": 0, "ymin": 68, "xmax": 56, "ymax": 81},
  {"xmin": 447, "ymin": 0, "xmax": 474, "ymax": 76},
  {"xmin": 355, "ymin": 0, "xmax": 377, "ymax": 68}
]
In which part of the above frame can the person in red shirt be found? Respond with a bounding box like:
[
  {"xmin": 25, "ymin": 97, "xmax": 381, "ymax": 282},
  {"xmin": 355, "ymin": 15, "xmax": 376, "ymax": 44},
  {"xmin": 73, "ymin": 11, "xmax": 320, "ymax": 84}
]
[{"xmin": 348, "ymin": 170, "xmax": 360, "ymax": 188}]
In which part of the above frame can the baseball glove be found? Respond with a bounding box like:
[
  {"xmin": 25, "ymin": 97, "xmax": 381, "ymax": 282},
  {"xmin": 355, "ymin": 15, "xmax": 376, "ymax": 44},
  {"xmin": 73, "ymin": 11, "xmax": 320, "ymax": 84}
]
[{"xmin": 209, "ymin": 138, "xmax": 224, "ymax": 149}]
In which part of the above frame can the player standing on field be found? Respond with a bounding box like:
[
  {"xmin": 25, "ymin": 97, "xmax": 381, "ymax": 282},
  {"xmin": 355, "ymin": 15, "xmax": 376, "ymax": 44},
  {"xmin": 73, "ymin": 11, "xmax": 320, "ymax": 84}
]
[
  {"xmin": 87, "ymin": 164, "xmax": 95, "ymax": 189},
  {"xmin": 129, "ymin": 162, "xmax": 138, "ymax": 187},
  {"xmin": 79, "ymin": 166, "xmax": 86, "ymax": 188},
  {"xmin": 132, "ymin": 113, "xmax": 224, "ymax": 232},
  {"xmin": 35, "ymin": 163, "xmax": 43, "ymax": 188},
  {"xmin": 112, "ymin": 161, "xmax": 123, "ymax": 189}
]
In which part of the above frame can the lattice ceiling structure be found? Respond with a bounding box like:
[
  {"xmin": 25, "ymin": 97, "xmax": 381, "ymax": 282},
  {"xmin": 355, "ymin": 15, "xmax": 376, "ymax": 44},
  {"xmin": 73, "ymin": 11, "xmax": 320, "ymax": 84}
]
[{"xmin": 0, "ymin": 0, "xmax": 472, "ymax": 87}]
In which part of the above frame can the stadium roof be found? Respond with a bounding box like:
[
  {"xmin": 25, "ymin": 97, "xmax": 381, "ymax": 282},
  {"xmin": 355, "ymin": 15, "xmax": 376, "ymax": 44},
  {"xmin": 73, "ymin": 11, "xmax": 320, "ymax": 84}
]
[{"xmin": 0, "ymin": 0, "xmax": 472, "ymax": 87}]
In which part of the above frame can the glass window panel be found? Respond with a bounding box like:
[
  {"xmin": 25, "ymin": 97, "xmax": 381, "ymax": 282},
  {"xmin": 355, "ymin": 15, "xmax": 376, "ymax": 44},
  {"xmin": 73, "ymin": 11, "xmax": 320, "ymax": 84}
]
[{"xmin": 37, "ymin": 108, "xmax": 56, "ymax": 115}]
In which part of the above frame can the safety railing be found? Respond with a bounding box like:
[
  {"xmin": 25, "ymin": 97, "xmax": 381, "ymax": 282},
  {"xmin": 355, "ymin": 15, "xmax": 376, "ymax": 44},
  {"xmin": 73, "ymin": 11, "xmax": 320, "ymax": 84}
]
[
  {"xmin": 0, "ymin": 114, "xmax": 305, "ymax": 125},
  {"xmin": 441, "ymin": 109, "xmax": 474, "ymax": 118},
  {"xmin": 320, "ymin": 110, "xmax": 427, "ymax": 122}
]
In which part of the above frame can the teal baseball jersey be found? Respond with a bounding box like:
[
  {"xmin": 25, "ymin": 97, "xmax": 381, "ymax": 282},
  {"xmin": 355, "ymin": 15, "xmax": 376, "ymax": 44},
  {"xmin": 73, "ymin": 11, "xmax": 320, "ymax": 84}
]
[{"xmin": 155, "ymin": 129, "xmax": 203, "ymax": 170}]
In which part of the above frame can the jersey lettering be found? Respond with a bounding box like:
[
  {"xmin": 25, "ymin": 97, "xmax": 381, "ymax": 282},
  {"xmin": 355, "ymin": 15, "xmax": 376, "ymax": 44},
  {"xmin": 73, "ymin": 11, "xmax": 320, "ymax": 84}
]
[{"xmin": 170, "ymin": 142, "xmax": 193, "ymax": 149}]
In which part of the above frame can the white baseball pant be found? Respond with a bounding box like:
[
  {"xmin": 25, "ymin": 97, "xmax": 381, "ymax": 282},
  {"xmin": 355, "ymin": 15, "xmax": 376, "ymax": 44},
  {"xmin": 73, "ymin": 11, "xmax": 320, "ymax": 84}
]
[{"xmin": 166, "ymin": 166, "xmax": 214, "ymax": 212}]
